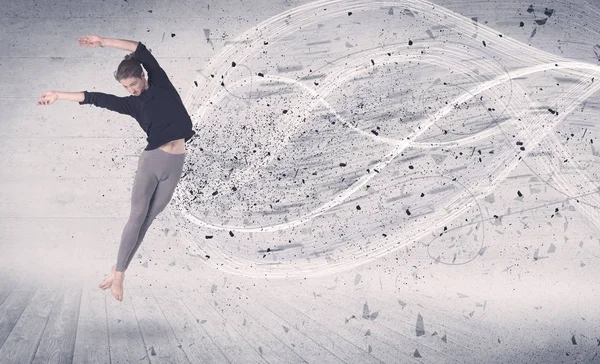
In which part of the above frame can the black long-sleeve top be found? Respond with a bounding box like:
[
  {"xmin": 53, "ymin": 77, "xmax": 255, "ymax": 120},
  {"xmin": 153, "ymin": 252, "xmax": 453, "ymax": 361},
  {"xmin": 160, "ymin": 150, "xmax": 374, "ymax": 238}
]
[{"xmin": 79, "ymin": 42, "xmax": 196, "ymax": 150}]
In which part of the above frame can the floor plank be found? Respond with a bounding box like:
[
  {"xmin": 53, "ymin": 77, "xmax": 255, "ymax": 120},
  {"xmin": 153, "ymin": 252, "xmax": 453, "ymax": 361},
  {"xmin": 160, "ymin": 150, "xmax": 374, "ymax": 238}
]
[
  {"xmin": 72, "ymin": 282, "xmax": 111, "ymax": 364},
  {"xmin": 181, "ymin": 286, "xmax": 308, "ymax": 364},
  {"xmin": 171, "ymin": 287, "xmax": 269, "ymax": 364},
  {"xmin": 0, "ymin": 285, "xmax": 59, "ymax": 363},
  {"xmin": 250, "ymin": 288, "xmax": 384, "ymax": 364},
  {"xmin": 150, "ymin": 286, "xmax": 231, "ymax": 364},
  {"xmin": 31, "ymin": 282, "xmax": 82, "ymax": 364},
  {"xmin": 0, "ymin": 282, "xmax": 38, "ymax": 350},
  {"xmin": 129, "ymin": 287, "xmax": 191, "ymax": 364},
  {"xmin": 105, "ymin": 290, "xmax": 149, "ymax": 364}
]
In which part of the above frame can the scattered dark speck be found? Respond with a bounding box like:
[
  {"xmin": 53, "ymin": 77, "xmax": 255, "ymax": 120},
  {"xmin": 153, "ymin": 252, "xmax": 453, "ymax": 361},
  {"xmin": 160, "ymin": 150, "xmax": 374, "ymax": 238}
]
[
  {"xmin": 148, "ymin": 10, "xmax": 153, "ymax": 13},
  {"xmin": 212, "ymin": 190, "xmax": 218, "ymax": 196},
  {"xmin": 527, "ymin": 5, "xmax": 534, "ymax": 13},
  {"xmin": 544, "ymin": 8, "xmax": 554, "ymax": 17},
  {"xmin": 414, "ymin": 349, "xmax": 422, "ymax": 358},
  {"xmin": 420, "ymin": 193, "xmax": 425, "ymax": 197},
  {"xmin": 340, "ymin": 162, "xmax": 347, "ymax": 167},
  {"xmin": 408, "ymin": 165, "xmax": 414, "ymax": 169},
  {"xmin": 231, "ymin": 61, "xmax": 236, "ymax": 67},
  {"xmin": 229, "ymin": 231, "xmax": 234, "ymax": 237},
  {"xmin": 171, "ymin": 33, "xmax": 176, "ymax": 38},
  {"xmin": 205, "ymin": 235, "xmax": 213, "ymax": 239},
  {"xmin": 572, "ymin": 335, "xmax": 577, "ymax": 345},
  {"xmin": 371, "ymin": 129, "xmax": 379, "ymax": 136},
  {"xmin": 263, "ymin": 41, "xmax": 269, "ymax": 45},
  {"xmin": 442, "ymin": 334, "xmax": 447, "ymax": 343},
  {"xmin": 371, "ymin": 59, "xmax": 375, "ymax": 65},
  {"xmin": 282, "ymin": 109, "xmax": 288, "ymax": 114},
  {"xmin": 356, "ymin": 205, "xmax": 361, "ymax": 210},
  {"xmin": 517, "ymin": 190, "xmax": 523, "ymax": 197},
  {"xmin": 149, "ymin": 346, "xmax": 156, "ymax": 356},
  {"xmin": 482, "ymin": 40, "xmax": 487, "ymax": 47},
  {"xmin": 194, "ymin": 81, "xmax": 198, "ymax": 87},
  {"xmin": 535, "ymin": 18, "xmax": 548, "ymax": 25},
  {"xmin": 519, "ymin": 21, "xmax": 525, "ymax": 27},
  {"xmin": 257, "ymin": 72, "xmax": 264, "ymax": 77},
  {"xmin": 548, "ymin": 108, "xmax": 557, "ymax": 114},
  {"xmin": 408, "ymin": 40, "xmax": 413, "ymax": 46},
  {"xmin": 348, "ymin": 11, "xmax": 352, "ymax": 16},
  {"xmin": 406, "ymin": 208, "xmax": 411, "ymax": 216},
  {"xmin": 416, "ymin": 313, "xmax": 425, "ymax": 336}
]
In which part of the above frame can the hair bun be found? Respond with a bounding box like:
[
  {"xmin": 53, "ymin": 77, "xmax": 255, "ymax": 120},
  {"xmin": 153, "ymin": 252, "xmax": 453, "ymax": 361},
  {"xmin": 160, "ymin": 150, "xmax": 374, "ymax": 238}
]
[{"xmin": 123, "ymin": 52, "xmax": 135, "ymax": 61}]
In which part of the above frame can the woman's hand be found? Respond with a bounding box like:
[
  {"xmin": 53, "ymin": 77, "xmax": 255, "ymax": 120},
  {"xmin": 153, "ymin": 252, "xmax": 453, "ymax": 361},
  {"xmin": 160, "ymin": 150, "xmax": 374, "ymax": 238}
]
[
  {"xmin": 78, "ymin": 35, "xmax": 104, "ymax": 48},
  {"xmin": 37, "ymin": 91, "xmax": 58, "ymax": 106}
]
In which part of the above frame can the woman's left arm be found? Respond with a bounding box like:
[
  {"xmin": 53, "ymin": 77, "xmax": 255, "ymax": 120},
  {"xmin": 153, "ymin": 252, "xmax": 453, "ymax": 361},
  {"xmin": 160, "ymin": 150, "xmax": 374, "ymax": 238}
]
[{"xmin": 78, "ymin": 35, "xmax": 138, "ymax": 52}]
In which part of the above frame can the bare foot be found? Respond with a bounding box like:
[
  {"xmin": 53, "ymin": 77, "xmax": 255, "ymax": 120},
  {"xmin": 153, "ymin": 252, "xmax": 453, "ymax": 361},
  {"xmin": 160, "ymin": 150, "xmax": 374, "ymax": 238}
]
[
  {"xmin": 99, "ymin": 265, "xmax": 116, "ymax": 290},
  {"xmin": 111, "ymin": 271, "xmax": 125, "ymax": 302}
]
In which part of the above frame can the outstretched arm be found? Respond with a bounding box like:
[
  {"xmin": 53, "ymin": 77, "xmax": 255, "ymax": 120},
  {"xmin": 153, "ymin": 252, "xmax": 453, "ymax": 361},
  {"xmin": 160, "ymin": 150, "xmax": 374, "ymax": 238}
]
[
  {"xmin": 37, "ymin": 91, "xmax": 84, "ymax": 105},
  {"xmin": 37, "ymin": 90, "xmax": 137, "ymax": 118},
  {"xmin": 78, "ymin": 35, "xmax": 138, "ymax": 52}
]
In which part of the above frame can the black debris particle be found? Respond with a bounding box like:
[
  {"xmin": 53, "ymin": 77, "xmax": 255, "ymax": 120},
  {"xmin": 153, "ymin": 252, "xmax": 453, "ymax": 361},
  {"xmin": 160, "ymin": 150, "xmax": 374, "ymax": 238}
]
[
  {"xmin": 371, "ymin": 59, "xmax": 375, "ymax": 65},
  {"xmin": 148, "ymin": 10, "xmax": 152, "ymax": 13},
  {"xmin": 408, "ymin": 165, "xmax": 414, "ymax": 169},
  {"xmin": 548, "ymin": 108, "xmax": 557, "ymax": 115},
  {"xmin": 205, "ymin": 235, "xmax": 213, "ymax": 239},
  {"xmin": 340, "ymin": 162, "xmax": 347, "ymax": 167},
  {"xmin": 232, "ymin": 186, "xmax": 237, "ymax": 191},
  {"xmin": 194, "ymin": 80, "xmax": 198, "ymax": 87},
  {"xmin": 442, "ymin": 334, "xmax": 447, "ymax": 343},
  {"xmin": 388, "ymin": 7, "xmax": 394, "ymax": 15},
  {"xmin": 231, "ymin": 61, "xmax": 237, "ymax": 67},
  {"xmin": 482, "ymin": 40, "xmax": 487, "ymax": 47},
  {"xmin": 416, "ymin": 313, "xmax": 425, "ymax": 336},
  {"xmin": 517, "ymin": 190, "xmax": 523, "ymax": 197},
  {"xmin": 414, "ymin": 349, "xmax": 422, "ymax": 358},
  {"xmin": 406, "ymin": 208, "xmax": 411, "ymax": 216},
  {"xmin": 544, "ymin": 8, "xmax": 554, "ymax": 17},
  {"xmin": 371, "ymin": 129, "xmax": 379, "ymax": 136},
  {"xmin": 356, "ymin": 205, "xmax": 361, "ymax": 210},
  {"xmin": 149, "ymin": 346, "xmax": 156, "ymax": 356},
  {"xmin": 572, "ymin": 335, "xmax": 577, "ymax": 345},
  {"xmin": 594, "ymin": 45, "xmax": 600, "ymax": 61},
  {"xmin": 212, "ymin": 190, "xmax": 218, "ymax": 196},
  {"xmin": 171, "ymin": 33, "xmax": 176, "ymax": 38},
  {"xmin": 516, "ymin": 141, "xmax": 523, "ymax": 146},
  {"xmin": 282, "ymin": 325, "xmax": 289, "ymax": 333},
  {"xmin": 282, "ymin": 109, "xmax": 288, "ymax": 114},
  {"xmin": 264, "ymin": 41, "xmax": 269, "ymax": 45},
  {"xmin": 530, "ymin": 27, "xmax": 537, "ymax": 38},
  {"xmin": 258, "ymin": 72, "xmax": 264, "ymax": 77},
  {"xmin": 229, "ymin": 231, "xmax": 234, "ymax": 237},
  {"xmin": 420, "ymin": 193, "xmax": 425, "ymax": 197},
  {"xmin": 527, "ymin": 5, "xmax": 534, "ymax": 13},
  {"xmin": 408, "ymin": 39, "xmax": 413, "ymax": 46},
  {"xmin": 535, "ymin": 18, "xmax": 548, "ymax": 25},
  {"xmin": 519, "ymin": 21, "xmax": 525, "ymax": 27},
  {"xmin": 348, "ymin": 11, "xmax": 352, "ymax": 16}
]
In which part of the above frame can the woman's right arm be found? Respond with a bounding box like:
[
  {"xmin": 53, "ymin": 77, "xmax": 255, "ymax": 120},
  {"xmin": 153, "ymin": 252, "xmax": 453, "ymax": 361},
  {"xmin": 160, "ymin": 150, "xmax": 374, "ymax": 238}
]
[
  {"xmin": 37, "ymin": 91, "xmax": 137, "ymax": 118},
  {"xmin": 37, "ymin": 91, "xmax": 84, "ymax": 105}
]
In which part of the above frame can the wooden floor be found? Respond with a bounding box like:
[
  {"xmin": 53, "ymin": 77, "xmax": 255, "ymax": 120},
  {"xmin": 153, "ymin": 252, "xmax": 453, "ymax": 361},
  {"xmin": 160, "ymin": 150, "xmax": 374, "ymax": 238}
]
[{"xmin": 0, "ymin": 264, "xmax": 493, "ymax": 364}]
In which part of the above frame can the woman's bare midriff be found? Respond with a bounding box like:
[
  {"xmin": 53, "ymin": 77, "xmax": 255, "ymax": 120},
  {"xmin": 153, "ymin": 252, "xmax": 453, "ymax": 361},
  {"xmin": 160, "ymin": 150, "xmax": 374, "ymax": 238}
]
[{"xmin": 158, "ymin": 138, "xmax": 185, "ymax": 154}]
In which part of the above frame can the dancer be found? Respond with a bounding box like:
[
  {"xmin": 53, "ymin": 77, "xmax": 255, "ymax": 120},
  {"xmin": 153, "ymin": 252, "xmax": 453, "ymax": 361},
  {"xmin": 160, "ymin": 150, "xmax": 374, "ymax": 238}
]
[{"xmin": 37, "ymin": 36, "xmax": 196, "ymax": 301}]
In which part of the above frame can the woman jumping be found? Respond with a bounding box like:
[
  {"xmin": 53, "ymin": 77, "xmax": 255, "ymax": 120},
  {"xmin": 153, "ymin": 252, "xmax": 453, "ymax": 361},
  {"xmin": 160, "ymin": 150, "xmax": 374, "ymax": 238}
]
[{"xmin": 37, "ymin": 36, "xmax": 196, "ymax": 301}]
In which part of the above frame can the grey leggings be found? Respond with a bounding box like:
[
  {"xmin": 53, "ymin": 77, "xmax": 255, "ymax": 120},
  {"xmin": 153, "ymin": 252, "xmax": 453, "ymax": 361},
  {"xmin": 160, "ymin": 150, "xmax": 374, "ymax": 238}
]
[{"xmin": 116, "ymin": 148, "xmax": 186, "ymax": 272}]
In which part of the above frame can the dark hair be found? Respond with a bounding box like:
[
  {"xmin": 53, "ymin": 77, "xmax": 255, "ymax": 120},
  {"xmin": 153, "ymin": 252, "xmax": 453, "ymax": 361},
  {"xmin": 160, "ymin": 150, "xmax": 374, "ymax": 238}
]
[{"xmin": 114, "ymin": 53, "xmax": 143, "ymax": 81}]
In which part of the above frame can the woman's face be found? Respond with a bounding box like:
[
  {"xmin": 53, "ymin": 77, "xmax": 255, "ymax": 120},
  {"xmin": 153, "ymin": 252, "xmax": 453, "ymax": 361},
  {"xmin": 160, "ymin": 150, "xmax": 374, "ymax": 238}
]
[{"xmin": 120, "ymin": 75, "xmax": 147, "ymax": 96}]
